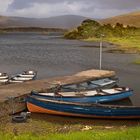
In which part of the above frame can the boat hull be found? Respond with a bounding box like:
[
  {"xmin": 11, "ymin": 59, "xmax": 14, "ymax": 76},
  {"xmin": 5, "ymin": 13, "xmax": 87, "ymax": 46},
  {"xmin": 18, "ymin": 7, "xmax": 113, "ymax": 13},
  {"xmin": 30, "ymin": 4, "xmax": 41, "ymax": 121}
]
[
  {"xmin": 9, "ymin": 80, "xmax": 24, "ymax": 83},
  {"xmin": 0, "ymin": 76, "xmax": 8, "ymax": 79},
  {"xmin": 18, "ymin": 74, "xmax": 35, "ymax": 78},
  {"xmin": 12, "ymin": 77, "xmax": 33, "ymax": 81},
  {"xmin": 27, "ymin": 96, "xmax": 140, "ymax": 119},
  {"xmin": 0, "ymin": 79, "xmax": 9, "ymax": 83}
]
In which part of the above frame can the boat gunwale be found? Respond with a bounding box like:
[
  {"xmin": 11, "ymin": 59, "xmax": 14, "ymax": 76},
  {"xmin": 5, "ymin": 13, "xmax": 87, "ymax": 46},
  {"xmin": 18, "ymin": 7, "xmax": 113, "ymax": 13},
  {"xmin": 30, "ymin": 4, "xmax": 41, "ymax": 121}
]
[{"xmin": 31, "ymin": 88, "xmax": 133, "ymax": 98}]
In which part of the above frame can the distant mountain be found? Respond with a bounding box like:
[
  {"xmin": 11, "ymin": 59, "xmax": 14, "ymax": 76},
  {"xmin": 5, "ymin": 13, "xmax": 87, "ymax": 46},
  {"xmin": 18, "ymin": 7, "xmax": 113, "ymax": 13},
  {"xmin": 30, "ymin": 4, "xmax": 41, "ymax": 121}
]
[
  {"xmin": 39, "ymin": 15, "xmax": 88, "ymax": 29},
  {"xmin": 101, "ymin": 11, "xmax": 140, "ymax": 27},
  {"xmin": 0, "ymin": 15, "xmax": 88, "ymax": 29}
]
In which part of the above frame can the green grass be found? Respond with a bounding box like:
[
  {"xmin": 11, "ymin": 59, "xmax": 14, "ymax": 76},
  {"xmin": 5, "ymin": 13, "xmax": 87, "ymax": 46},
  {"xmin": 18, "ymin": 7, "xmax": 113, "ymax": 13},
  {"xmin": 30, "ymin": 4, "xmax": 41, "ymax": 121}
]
[
  {"xmin": 86, "ymin": 34, "xmax": 140, "ymax": 53},
  {"xmin": 87, "ymin": 36, "xmax": 140, "ymax": 48},
  {"xmin": 0, "ymin": 127, "xmax": 140, "ymax": 140},
  {"xmin": 105, "ymin": 36, "xmax": 140, "ymax": 49},
  {"xmin": 134, "ymin": 60, "xmax": 140, "ymax": 65}
]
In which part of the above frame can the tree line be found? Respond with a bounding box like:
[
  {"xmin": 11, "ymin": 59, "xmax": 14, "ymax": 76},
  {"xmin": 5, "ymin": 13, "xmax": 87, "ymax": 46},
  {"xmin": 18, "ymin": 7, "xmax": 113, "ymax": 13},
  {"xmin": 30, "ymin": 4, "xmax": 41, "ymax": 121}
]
[{"xmin": 64, "ymin": 19, "xmax": 139, "ymax": 39}]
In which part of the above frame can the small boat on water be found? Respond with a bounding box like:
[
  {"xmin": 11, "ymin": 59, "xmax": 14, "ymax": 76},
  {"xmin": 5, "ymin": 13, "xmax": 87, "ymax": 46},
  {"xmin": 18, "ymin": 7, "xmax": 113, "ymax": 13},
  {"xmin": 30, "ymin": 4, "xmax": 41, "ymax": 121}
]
[
  {"xmin": 0, "ymin": 73, "xmax": 9, "ymax": 84},
  {"xmin": 17, "ymin": 70, "xmax": 37, "ymax": 78},
  {"xmin": 27, "ymin": 96, "xmax": 140, "ymax": 119},
  {"xmin": 87, "ymin": 77, "xmax": 118, "ymax": 89},
  {"xmin": 9, "ymin": 70, "xmax": 37, "ymax": 83},
  {"xmin": 0, "ymin": 73, "xmax": 9, "ymax": 79},
  {"xmin": 31, "ymin": 87, "xmax": 133, "ymax": 103},
  {"xmin": 0, "ymin": 78, "xmax": 9, "ymax": 83},
  {"xmin": 59, "ymin": 78, "xmax": 118, "ymax": 92}
]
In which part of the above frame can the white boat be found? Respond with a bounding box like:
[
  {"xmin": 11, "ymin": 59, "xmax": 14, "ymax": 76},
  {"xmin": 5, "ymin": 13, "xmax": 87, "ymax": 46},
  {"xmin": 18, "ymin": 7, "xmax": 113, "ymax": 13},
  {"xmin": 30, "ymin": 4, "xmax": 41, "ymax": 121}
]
[
  {"xmin": 9, "ymin": 70, "xmax": 37, "ymax": 83},
  {"xmin": 11, "ymin": 76, "xmax": 33, "ymax": 81},
  {"xmin": 17, "ymin": 70, "xmax": 37, "ymax": 78},
  {"xmin": 0, "ymin": 73, "xmax": 9, "ymax": 84},
  {"xmin": 0, "ymin": 78, "xmax": 9, "ymax": 82},
  {"xmin": 0, "ymin": 73, "xmax": 9, "ymax": 79}
]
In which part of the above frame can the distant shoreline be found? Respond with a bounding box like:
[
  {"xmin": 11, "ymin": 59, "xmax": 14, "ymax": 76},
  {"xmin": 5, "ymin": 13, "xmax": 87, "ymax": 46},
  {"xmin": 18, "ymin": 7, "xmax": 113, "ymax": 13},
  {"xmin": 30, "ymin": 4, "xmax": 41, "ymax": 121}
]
[{"xmin": 0, "ymin": 27, "xmax": 67, "ymax": 33}]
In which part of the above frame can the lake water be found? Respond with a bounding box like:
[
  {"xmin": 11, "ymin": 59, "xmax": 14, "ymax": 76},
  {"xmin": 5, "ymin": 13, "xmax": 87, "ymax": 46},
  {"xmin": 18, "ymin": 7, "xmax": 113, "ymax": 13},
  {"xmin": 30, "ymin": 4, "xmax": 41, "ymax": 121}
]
[{"xmin": 0, "ymin": 32, "xmax": 140, "ymax": 105}]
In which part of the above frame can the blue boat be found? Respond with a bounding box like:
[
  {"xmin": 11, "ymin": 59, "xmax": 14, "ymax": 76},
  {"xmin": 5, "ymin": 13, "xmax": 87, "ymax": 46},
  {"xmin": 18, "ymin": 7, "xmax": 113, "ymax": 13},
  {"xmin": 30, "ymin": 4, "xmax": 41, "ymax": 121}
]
[
  {"xmin": 31, "ymin": 87, "xmax": 133, "ymax": 103},
  {"xmin": 27, "ymin": 96, "xmax": 140, "ymax": 119}
]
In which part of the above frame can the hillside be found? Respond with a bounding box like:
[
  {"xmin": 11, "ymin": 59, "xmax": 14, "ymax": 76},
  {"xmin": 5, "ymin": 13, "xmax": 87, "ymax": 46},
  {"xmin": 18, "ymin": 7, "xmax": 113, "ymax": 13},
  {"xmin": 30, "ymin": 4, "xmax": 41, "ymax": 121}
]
[
  {"xmin": 1, "ymin": 11, "xmax": 140, "ymax": 29},
  {"xmin": 0, "ymin": 15, "xmax": 88, "ymax": 29},
  {"xmin": 101, "ymin": 11, "xmax": 140, "ymax": 27}
]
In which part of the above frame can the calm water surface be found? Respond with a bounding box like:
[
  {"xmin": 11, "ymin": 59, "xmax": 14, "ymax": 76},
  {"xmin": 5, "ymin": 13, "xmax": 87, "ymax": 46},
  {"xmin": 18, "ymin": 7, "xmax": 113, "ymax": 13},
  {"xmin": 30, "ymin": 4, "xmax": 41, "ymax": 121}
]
[{"xmin": 0, "ymin": 32, "xmax": 140, "ymax": 105}]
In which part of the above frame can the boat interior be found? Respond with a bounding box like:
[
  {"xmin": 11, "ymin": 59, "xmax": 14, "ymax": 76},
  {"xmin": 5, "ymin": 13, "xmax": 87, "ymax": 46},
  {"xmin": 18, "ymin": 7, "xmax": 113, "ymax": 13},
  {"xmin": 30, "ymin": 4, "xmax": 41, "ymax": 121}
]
[
  {"xmin": 58, "ymin": 78, "xmax": 117, "ymax": 92},
  {"xmin": 35, "ymin": 87, "xmax": 130, "ymax": 97}
]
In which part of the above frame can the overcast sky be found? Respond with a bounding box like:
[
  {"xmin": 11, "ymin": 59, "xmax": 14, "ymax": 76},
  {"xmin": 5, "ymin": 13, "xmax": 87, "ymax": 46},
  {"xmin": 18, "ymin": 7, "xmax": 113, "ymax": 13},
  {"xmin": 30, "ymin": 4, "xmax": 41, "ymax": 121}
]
[{"xmin": 0, "ymin": 0, "xmax": 140, "ymax": 19}]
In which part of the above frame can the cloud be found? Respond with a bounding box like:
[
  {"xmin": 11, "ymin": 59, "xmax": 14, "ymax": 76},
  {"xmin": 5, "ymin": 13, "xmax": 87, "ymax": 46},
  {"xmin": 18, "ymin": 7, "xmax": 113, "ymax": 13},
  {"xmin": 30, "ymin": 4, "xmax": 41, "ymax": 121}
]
[
  {"xmin": 7, "ymin": 1, "xmax": 94, "ymax": 18},
  {"xmin": 9, "ymin": 0, "xmax": 140, "ymax": 10},
  {"xmin": 0, "ymin": 0, "xmax": 13, "ymax": 14},
  {"xmin": 2, "ymin": 0, "xmax": 140, "ymax": 18},
  {"xmin": 8, "ymin": 0, "xmax": 46, "ymax": 9}
]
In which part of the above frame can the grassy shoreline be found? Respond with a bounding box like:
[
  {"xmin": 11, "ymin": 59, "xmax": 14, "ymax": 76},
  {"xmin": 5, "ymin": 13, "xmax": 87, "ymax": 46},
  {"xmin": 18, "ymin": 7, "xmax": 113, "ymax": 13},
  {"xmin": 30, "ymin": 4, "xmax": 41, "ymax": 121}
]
[
  {"xmin": 0, "ymin": 126, "xmax": 140, "ymax": 140},
  {"xmin": 134, "ymin": 60, "xmax": 140, "ymax": 65},
  {"xmin": 0, "ymin": 113, "xmax": 140, "ymax": 139},
  {"xmin": 85, "ymin": 36, "xmax": 140, "ymax": 54}
]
